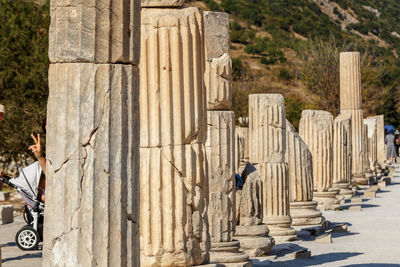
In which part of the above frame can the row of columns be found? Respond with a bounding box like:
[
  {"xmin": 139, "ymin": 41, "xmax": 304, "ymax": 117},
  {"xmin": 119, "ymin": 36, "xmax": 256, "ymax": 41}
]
[{"xmin": 43, "ymin": 0, "xmax": 386, "ymax": 264}]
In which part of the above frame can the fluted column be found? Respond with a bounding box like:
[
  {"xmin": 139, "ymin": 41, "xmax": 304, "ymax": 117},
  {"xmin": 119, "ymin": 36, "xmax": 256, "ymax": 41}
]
[
  {"xmin": 140, "ymin": 7, "xmax": 209, "ymax": 266},
  {"xmin": 43, "ymin": 0, "xmax": 140, "ymax": 265},
  {"xmin": 299, "ymin": 110, "xmax": 339, "ymax": 211},
  {"xmin": 203, "ymin": 11, "xmax": 251, "ymax": 266},
  {"xmin": 340, "ymin": 52, "xmax": 369, "ymax": 184},
  {"xmin": 364, "ymin": 117, "xmax": 378, "ymax": 173},
  {"xmin": 332, "ymin": 113, "xmax": 353, "ymax": 199},
  {"xmin": 371, "ymin": 115, "xmax": 385, "ymax": 168},
  {"xmin": 236, "ymin": 127, "xmax": 249, "ymax": 173},
  {"xmin": 248, "ymin": 94, "xmax": 296, "ymax": 242},
  {"xmin": 286, "ymin": 120, "xmax": 324, "ymax": 226}
]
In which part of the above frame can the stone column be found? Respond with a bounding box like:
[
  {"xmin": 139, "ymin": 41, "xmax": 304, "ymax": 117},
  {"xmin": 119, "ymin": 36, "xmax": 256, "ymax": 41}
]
[
  {"xmin": 299, "ymin": 110, "xmax": 339, "ymax": 211},
  {"xmin": 286, "ymin": 120, "xmax": 324, "ymax": 226},
  {"xmin": 340, "ymin": 52, "xmax": 369, "ymax": 184},
  {"xmin": 43, "ymin": 0, "xmax": 140, "ymax": 266},
  {"xmin": 203, "ymin": 11, "xmax": 251, "ymax": 266},
  {"xmin": 140, "ymin": 6, "xmax": 209, "ymax": 266},
  {"xmin": 364, "ymin": 117, "xmax": 378, "ymax": 173},
  {"xmin": 332, "ymin": 113, "xmax": 353, "ymax": 199},
  {"xmin": 248, "ymin": 94, "xmax": 296, "ymax": 242},
  {"xmin": 236, "ymin": 127, "xmax": 249, "ymax": 173},
  {"xmin": 371, "ymin": 115, "xmax": 385, "ymax": 169}
]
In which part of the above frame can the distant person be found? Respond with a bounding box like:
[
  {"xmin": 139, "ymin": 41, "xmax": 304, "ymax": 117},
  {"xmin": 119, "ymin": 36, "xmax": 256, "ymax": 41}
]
[
  {"xmin": 385, "ymin": 129, "xmax": 397, "ymax": 163},
  {"xmin": 0, "ymin": 104, "xmax": 4, "ymax": 179}
]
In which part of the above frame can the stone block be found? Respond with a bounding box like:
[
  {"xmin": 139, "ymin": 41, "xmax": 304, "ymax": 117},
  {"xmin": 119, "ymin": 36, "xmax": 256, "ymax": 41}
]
[
  {"xmin": 248, "ymin": 94, "xmax": 286, "ymax": 164},
  {"xmin": 44, "ymin": 63, "xmax": 139, "ymax": 267},
  {"xmin": 203, "ymin": 11, "xmax": 230, "ymax": 60},
  {"xmin": 349, "ymin": 205, "xmax": 362, "ymax": 211},
  {"xmin": 299, "ymin": 110, "xmax": 334, "ymax": 192},
  {"xmin": 369, "ymin": 185, "xmax": 379, "ymax": 191},
  {"xmin": 49, "ymin": 0, "xmax": 140, "ymax": 64},
  {"xmin": 363, "ymin": 191, "xmax": 376, "ymax": 198},
  {"xmin": 140, "ymin": 144, "xmax": 209, "ymax": 266},
  {"xmin": 315, "ymin": 233, "xmax": 332, "ymax": 243},
  {"xmin": 0, "ymin": 192, "xmax": 10, "ymax": 201},
  {"xmin": 235, "ymin": 225, "xmax": 269, "ymax": 237},
  {"xmin": 378, "ymin": 181, "xmax": 386, "ymax": 188},
  {"xmin": 290, "ymin": 249, "xmax": 311, "ymax": 259},
  {"xmin": 141, "ymin": 0, "xmax": 184, "ymax": 7},
  {"xmin": 140, "ymin": 7, "xmax": 207, "ymax": 147},
  {"xmin": 234, "ymin": 236, "xmax": 274, "ymax": 257},
  {"xmin": 205, "ymin": 53, "xmax": 232, "ymax": 110},
  {"xmin": 332, "ymin": 224, "xmax": 348, "ymax": 233},
  {"xmin": 0, "ymin": 205, "xmax": 13, "ymax": 224},
  {"xmin": 351, "ymin": 197, "xmax": 362, "ymax": 204}
]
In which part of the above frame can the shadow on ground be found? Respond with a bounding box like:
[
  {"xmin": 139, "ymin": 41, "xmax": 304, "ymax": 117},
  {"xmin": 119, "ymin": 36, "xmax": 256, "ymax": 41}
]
[
  {"xmin": 343, "ymin": 264, "xmax": 400, "ymax": 267},
  {"xmin": 2, "ymin": 252, "xmax": 42, "ymax": 263},
  {"xmin": 253, "ymin": 252, "xmax": 363, "ymax": 266}
]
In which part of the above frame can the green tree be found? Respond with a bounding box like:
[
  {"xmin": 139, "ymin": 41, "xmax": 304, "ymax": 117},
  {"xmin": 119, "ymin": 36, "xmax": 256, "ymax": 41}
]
[
  {"xmin": 375, "ymin": 86, "xmax": 400, "ymax": 128},
  {"xmin": 0, "ymin": 0, "xmax": 50, "ymax": 166}
]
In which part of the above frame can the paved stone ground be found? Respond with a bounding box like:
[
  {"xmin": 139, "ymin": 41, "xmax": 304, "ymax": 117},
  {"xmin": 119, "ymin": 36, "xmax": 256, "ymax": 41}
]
[
  {"xmin": 0, "ymin": 216, "xmax": 42, "ymax": 267},
  {"xmin": 1, "ymin": 166, "xmax": 400, "ymax": 266},
  {"xmin": 253, "ymin": 164, "xmax": 400, "ymax": 266}
]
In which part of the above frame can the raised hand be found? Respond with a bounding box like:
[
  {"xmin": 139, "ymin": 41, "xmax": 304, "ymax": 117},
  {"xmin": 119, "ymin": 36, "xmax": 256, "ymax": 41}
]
[{"xmin": 29, "ymin": 133, "xmax": 44, "ymax": 160}]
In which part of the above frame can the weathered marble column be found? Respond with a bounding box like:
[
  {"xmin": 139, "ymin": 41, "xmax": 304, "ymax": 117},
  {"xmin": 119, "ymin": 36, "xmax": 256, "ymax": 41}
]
[
  {"xmin": 140, "ymin": 6, "xmax": 209, "ymax": 266},
  {"xmin": 204, "ymin": 11, "xmax": 251, "ymax": 266},
  {"xmin": 364, "ymin": 117, "xmax": 378, "ymax": 173},
  {"xmin": 236, "ymin": 127, "xmax": 249, "ymax": 173},
  {"xmin": 286, "ymin": 120, "xmax": 324, "ymax": 226},
  {"xmin": 332, "ymin": 113, "xmax": 353, "ymax": 199},
  {"xmin": 43, "ymin": 0, "xmax": 140, "ymax": 265},
  {"xmin": 371, "ymin": 115, "xmax": 385, "ymax": 169},
  {"xmin": 248, "ymin": 94, "xmax": 296, "ymax": 242},
  {"xmin": 299, "ymin": 110, "xmax": 340, "ymax": 211},
  {"xmin": 340, "ymin": 52, "xmax": 369, "ymax": 184}
]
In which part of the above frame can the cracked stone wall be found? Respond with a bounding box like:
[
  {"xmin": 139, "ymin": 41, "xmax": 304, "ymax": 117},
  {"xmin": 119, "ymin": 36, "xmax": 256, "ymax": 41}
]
[
  {"xmin": 285, "ymin": 120, "xmax": 313, "ymax": 203},
  {"xmin": 299, "ymin": 110, "xmax": 334, "ymax": 192},
  {"xmin": 139, "ymin": 6, "xmax": 210, "ymax": 266},
  {"xmin": 333, "ymin": 113, "xmax": 352, "ymax": 185},
  {"xmin": 43, "ymin": 0, "xmax": 140, "ymax": 265},
  {"xmin": 340, "ymin": 52, "xmax": 365, "ymax": 176}
]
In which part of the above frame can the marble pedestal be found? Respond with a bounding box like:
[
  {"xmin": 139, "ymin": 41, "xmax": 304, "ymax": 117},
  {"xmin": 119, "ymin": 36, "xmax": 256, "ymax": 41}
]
[{"xmin": 289, "ymin": 201, "xmax": 325, "ymax": 226}]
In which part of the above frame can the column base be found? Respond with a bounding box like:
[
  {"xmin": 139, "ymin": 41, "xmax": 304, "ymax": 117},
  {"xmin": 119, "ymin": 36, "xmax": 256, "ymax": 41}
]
[
  {"xmin": 209, "ymin": 241, "xmax": 251, "ymax": 266},
  {"xmin": 289, "ymin": 201, "xmax": 325, "ymax": 226},
  {"xmin": 263, "ymin": 216, "xmax": 297, "ymax": 242},
  {"xmin": 332, "ymin": 183, "xmax": 353, "ymax": 199},
  {"xmin": 234, "ymin": 225, "xmax": 275, "ymax": 257},
  {"xmin": 313, "ymin": 191, "xmax": 341, "ymax": 211},
  {"xmin": 352, "ymin": 173, "xmax": 371, "ymax": 185}
]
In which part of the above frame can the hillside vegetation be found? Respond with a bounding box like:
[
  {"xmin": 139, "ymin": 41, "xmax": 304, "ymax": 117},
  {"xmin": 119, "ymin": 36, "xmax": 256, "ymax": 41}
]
[{"xmin": 188, "ymin": 0, "xmax": 400, "ymax": 129}]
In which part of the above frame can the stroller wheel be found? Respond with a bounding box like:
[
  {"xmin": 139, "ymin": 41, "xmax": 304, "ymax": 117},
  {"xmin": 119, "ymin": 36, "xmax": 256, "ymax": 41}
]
[{"xmin": 15, "ymin": 225, "xmax": 40, "ymax": 250}]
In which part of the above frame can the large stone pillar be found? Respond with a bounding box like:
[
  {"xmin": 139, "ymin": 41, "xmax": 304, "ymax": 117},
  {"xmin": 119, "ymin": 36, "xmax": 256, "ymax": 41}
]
[
  {"xmin": 371, "ymin": 115, "xmax": 385, "ymax": 168},
  {"xmin": 43, "ymin": 0, "xmax": 140, "ymax": 266},
  {"xmin": 299, "ymin": 110, "xmax": 339, "ymax": 211},
  {"xmin": 203, "ymin": 11, "xmax": 251, "ymax": 266},
  {"xmin": 286, "ymin": 120, "xmax": 324, "ymax": 226},
  {"xmin": 340, "ymin": 52, "xmax": 369, "ymax": 184},
  {"xmin": 248, "ymin": 94, "xmax": 296, "ymax": 242},
  {"xmin": 332, "ymin": 113, "xmax": 353, "ymax": 199},
  {"xmin": 140, "ymin": 6, "xmax": 209, "ymax": 266}
]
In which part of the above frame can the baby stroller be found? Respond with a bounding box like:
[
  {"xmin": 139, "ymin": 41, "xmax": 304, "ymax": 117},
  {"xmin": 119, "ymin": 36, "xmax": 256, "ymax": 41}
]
[{"xmin": 0, "ymin": 162, "xmax": 44, "ymax": 250}]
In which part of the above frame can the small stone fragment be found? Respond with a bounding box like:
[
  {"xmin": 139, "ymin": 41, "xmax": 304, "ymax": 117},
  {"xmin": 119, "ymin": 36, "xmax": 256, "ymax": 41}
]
[
  {"xmin": 349, "ymin": 205, "xmax": 362, "ymax": 211},
  {"xmin": 363, "ymin": 191, "xmax": 376, "ymax": 198},
  {"xmin": 369, "ymin": 185, "xmax": 379, "ymax": 191},
  {"xmin": 0, "ymin": 205, "xmax": 13, "ymax": 224},
  {"xmin": 351, "ymin": 197, "xmax": 362, "ymax": 204},
  {"xmin": 332, "ymin": 224, "xmax": 348, "ymax": 233},
  {"xmin": 290, "ymin": 249, "xmax": 311, "ymax": 259},
  {"xmin": 315, "ymin": 233, "xmax": 332, "ymax": 243},
  {"xmin": 0, "ymin": 192, "xmax": 10, "ymax": 201},
  {"xmin": 378, "ymin": 181, "xmax": 386, "ymax": 188}
]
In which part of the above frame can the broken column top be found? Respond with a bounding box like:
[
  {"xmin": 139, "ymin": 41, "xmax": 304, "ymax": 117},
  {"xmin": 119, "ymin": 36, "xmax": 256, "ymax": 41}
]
[
  {"xmin": 141, "ymin": 0, "xmax": 184, "ymax": 7},
  {"xmin": 300, "ymin": 110, "xmax": 333, "ymax": 128},
  {"xmin": 340, "ymin": 52, "xmax": 362, "ymax": 111},
  {"xmin": 203, "ymin": 11, "xmax": 230, "ymax": 60}
]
